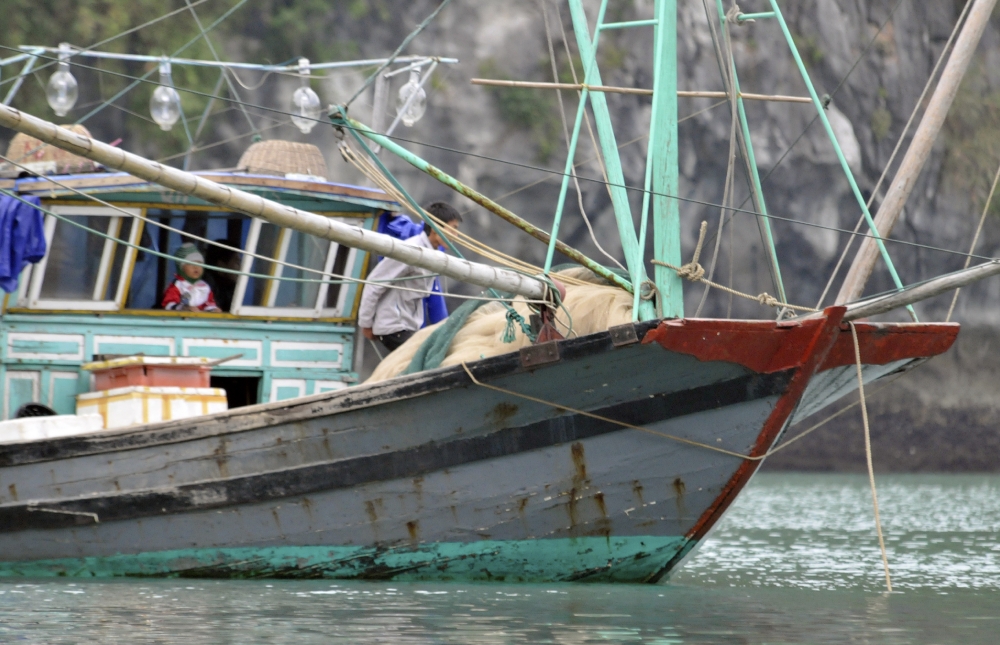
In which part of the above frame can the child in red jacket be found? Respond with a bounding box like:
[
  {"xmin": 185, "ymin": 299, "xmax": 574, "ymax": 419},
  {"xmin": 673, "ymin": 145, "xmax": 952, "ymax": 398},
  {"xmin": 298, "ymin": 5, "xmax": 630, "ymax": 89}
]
[{"xmin": 161, "ymin": 243, "xmax": 221, "ymax": 312}]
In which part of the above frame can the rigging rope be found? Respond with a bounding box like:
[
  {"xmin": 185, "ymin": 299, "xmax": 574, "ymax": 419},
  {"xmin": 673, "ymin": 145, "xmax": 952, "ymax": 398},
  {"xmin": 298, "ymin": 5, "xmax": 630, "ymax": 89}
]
[
  {"xmin": 695, "ymin": 0, "xmax": 741, "ymax": 317},
  {"xmin": 4, "ymin": 44, "xmax": 994, "ymax": 270},
  {"xmin": 541, "ymin": 0, "xmax": 625, "ymax": 272},
  {"xmin": 653, "ymin": 222, "xmax": 818, "ymax": 313},
  {"xmin": 338, "ymin": 142, "xmax": 591, "ymax": 287},
  {"xmin": 456, "ymin": 100, "xmax": 727, "ymax": 219},
  {"xmin": 946, "ymin": 158, "xmax": 1000, "ymax": 321},
  {"xmin": 1, "ymin": 5, "xmax": 994, "ymax": 274}
]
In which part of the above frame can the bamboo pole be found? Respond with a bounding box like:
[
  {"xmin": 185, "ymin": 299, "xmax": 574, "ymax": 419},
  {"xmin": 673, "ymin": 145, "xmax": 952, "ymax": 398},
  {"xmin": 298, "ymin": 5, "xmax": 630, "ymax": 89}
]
[
  {"xmin": 836, "ymin": 0, "xmax": 999, "ymax": 304},
  {"xmin": 0, "ymin": 104, "xmax": 549, "ymax": 301},
  {"xmin": 470, "ymin": 78, "xmax": 812, "ymax": 103}
]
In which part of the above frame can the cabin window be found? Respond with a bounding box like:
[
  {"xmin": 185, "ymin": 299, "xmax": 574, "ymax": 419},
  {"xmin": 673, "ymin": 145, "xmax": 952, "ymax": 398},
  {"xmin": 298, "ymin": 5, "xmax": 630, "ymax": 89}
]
[
  {"xmin": 125, "ymin": 209, "xmax": 249, "ymax": 311},
  {"xmin": 19, "ymin": 205, "xmax": 367, "ymax": 319},
  {"xmin": 23, "ymin": 206, "xmax": 142, "ymax": 311},
  {"xmin": 233, "ymin": 217, "xmax": 358, "ymax": 318}
]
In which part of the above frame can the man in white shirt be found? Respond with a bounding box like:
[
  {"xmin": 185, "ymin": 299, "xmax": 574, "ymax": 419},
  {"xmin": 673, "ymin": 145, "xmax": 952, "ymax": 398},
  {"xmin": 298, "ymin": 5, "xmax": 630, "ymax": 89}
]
[{"xmin": 358, "ymin": 202, "xmax": 462, "ymax": 352}]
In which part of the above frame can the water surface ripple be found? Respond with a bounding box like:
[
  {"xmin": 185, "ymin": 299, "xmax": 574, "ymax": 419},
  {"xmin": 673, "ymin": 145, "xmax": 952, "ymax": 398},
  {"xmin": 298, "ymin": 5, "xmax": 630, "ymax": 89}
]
[{"xmin": 1, "ymin": 473, "xmax": 997, "ymax": 644}]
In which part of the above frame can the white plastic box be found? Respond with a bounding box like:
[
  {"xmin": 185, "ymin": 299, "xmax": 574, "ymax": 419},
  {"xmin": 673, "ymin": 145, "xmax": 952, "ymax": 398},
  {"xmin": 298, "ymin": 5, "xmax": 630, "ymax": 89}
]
[{"xmin": 76, "ymin": 386, "xmax": 228, "ymax": 429}]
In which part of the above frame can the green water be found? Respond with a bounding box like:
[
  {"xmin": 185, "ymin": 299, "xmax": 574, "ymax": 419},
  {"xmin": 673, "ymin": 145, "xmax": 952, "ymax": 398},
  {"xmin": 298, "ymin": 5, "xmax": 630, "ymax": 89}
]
[{"xmin": 2, "ymin": 473, "xmax": 998, "ymax": 643}]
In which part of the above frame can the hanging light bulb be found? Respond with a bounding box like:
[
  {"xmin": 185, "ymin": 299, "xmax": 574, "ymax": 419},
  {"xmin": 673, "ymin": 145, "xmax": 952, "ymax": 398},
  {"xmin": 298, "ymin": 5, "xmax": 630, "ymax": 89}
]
[
  {"xmin": 291, "ymin": 58, "xmax": 321, "ymax": 134},
  {"xmin": 149, "ymin": 58, "xmax": 181, "ymax": 131},
  {"xmin": 396, "ymin": 69, "xmax": 427, "ymax": 127},
  {"xmin": 46, "ymin": 43, "xmax": 78, "ymax": 117}
]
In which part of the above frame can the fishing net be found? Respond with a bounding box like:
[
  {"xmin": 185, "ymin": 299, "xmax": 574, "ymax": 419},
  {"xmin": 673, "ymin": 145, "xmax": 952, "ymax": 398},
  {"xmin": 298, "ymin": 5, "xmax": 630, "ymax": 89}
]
[{"xmin": 364, "ymin": 267, "xmax": 634, "ymax": 383}]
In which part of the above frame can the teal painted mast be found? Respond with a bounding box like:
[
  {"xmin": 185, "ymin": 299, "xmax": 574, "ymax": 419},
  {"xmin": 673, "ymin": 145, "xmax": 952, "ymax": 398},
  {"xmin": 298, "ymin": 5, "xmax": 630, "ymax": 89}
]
[
  {"xmin": 646, "ymin": 0, "xmax": 683, "ymax": 318},
  {"xmin": 558, "ymin": 0, "xmax": 698, "ymax": 321},
  {"xmin": 565, "ymin": 0, "xmax": 657, "ymax": 321}
]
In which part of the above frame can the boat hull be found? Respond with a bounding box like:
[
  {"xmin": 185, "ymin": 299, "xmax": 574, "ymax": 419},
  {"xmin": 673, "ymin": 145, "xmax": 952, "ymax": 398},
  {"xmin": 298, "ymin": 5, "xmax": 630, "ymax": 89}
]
[{"xmin": 0, "ymin": 311, "xmax": 958, "ymax": 582}]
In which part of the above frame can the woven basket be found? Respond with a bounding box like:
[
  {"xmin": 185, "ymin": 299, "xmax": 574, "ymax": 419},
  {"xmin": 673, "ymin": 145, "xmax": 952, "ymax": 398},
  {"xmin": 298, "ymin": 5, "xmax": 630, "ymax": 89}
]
[
  {"xmin": 5, "ymin": 125, "xmax": 100, "ymax": 175},
  {"xmin": 237, "ymin": 140, "xmax": 328, "ymax": 179}
]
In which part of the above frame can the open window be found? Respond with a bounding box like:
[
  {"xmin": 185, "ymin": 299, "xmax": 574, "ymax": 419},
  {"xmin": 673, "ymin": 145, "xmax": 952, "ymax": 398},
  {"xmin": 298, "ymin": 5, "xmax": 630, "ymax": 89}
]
[
  {"xmin": 232, "ymin": 217, "xmax": 358, "ymax": 318},
  {"xmin": 17, "ymin": 206, "xmax": 367, "ymax": 320},
  {"xmin": 21, "ymin": 206, "xmax": 142, "ymax": 311},
  {"xmin": 126, "ymin": 208, "xmax": 248, "ymax": 311}
]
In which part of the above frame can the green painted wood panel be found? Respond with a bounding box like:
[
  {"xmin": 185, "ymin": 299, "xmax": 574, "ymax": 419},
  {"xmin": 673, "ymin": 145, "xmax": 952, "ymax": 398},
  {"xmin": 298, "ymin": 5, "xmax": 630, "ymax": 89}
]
[{"xmin": 50, "ymin": 373, "xmax": 80, "ymax": 415}]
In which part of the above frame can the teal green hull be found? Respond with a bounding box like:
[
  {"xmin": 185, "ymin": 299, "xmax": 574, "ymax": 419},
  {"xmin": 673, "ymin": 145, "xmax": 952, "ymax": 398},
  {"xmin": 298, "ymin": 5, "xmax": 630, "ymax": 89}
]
[{"xmin": 0, "ymin": 536, "xmax": 689, "ymax": 583}]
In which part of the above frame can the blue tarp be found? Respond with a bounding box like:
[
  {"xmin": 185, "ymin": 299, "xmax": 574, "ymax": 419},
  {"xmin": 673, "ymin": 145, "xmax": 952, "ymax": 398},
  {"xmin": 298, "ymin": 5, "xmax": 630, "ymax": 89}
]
[
  {"xmin": 376, "ymin": 212, "xmax": 448, "ymax": 326},
  {"xmin": 0, "ymin": 194, "xmax": 46, "ymax": 293}
]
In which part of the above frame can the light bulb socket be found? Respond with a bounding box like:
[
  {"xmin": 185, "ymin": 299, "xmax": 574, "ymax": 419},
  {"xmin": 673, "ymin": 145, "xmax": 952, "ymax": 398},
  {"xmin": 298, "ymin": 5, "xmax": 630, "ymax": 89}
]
[
  {"xmin": 158, "ymin": 58, "xmax": 173, "ymax": 83},
  {"xmin": 57, "ymin": 43, "xmax": 72, "ymax": 72}
]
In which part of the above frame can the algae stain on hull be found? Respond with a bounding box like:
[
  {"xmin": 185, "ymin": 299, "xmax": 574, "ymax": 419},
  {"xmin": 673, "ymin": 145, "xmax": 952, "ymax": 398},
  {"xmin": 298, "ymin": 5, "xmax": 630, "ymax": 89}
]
[{"xmin": 0, "ymin": 537, "xmax": 690, "ymax": 582}]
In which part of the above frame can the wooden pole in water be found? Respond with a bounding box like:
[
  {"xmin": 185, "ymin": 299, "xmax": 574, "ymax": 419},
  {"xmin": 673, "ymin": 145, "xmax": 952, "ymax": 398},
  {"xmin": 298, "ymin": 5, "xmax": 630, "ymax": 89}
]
[
  {"xmin": 836, "ymin": 0, "xmax": 999, "ymax": 304},
  {"xmin": 0, "ymin": 104, "xmax": 549, "ymax": 301}
]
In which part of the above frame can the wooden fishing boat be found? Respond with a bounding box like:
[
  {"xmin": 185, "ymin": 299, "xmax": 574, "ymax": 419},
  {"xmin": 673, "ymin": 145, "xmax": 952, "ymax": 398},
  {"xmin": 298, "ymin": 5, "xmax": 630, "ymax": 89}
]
[
  {"xmin": 0, "ymin": 308, "xmax": 956, "ymax": 581},
  {"xmin": 0, "ymin": 0, "xmax": 990, "ymax": 582}
]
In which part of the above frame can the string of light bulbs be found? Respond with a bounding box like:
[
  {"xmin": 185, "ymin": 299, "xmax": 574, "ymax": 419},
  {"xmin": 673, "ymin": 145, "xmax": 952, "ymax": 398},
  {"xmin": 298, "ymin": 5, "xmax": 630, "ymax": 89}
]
[{"xmin": 9, "ymin": 45, "xmax": 455, "ymax": 135}]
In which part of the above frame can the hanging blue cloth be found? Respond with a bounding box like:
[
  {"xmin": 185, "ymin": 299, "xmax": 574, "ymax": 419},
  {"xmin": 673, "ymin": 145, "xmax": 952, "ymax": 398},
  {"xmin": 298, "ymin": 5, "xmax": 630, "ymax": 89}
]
[
  {"xmin": 376, "ymin": 212, "xmax": 448, "ymax": 326},
  {"xmin": 0, "ymin": 194, "xmax": 46, "ymax": 293}
]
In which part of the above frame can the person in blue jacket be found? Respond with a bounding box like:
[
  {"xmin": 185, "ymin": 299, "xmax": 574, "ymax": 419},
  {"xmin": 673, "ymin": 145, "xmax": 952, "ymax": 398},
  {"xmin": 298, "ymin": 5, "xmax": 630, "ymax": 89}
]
[{"xmin": 374, "ymin": 204, "xmax": 454, "ymax": 328}]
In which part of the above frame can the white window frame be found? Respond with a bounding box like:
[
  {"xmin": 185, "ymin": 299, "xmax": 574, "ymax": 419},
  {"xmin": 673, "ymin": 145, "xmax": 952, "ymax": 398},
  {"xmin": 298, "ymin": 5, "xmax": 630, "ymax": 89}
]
[
  {"xmin": 24, "ymin": 205, "xmax": 142, "ymax": 311},
  {"xmin": 233, "ymin": 217, "xmax": 360, "ymax": 318}
]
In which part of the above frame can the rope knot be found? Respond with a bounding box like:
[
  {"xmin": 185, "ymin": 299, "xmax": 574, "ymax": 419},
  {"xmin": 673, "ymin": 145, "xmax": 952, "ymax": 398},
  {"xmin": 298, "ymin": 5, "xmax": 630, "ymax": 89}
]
[
  {"xmin": 677, "ymin": 262, "xmax": 706, "ymax": 282},
  {"xmin": 756, "ymin": 292, "xmax": 779, "ymax": 307},
  {"xmin": 726, "ymin": 3, "xmax": 749, "ymax": 25}
]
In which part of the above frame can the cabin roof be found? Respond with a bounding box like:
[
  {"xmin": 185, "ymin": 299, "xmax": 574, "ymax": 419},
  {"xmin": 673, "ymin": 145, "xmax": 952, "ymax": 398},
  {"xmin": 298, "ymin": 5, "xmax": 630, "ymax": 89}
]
[{"xmin": 0, "ymin": 170, "xmax": 399, "ymax": 213}]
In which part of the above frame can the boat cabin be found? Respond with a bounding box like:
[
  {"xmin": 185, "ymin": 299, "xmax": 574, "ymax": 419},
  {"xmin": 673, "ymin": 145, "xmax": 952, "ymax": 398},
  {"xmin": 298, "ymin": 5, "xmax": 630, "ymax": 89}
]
[{"xmin": 0, "ymin": 167, "xmax": 396, "ymax": 419}]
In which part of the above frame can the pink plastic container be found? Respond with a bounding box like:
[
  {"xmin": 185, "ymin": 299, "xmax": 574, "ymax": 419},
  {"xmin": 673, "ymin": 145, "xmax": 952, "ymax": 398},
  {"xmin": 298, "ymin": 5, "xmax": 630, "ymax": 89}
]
[{"xmin": 83, "ymin": 357, "xmax": 213, "ymax": 391}]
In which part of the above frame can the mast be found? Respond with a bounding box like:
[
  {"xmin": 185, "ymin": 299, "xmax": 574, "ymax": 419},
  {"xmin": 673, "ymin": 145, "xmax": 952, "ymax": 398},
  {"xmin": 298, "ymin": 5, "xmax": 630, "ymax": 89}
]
[
  {"xmin": 0, "ymin": 104, "xmax": 550, "ymax": 301},
  {"xmin": 565, "ymin": 0, "xmax": 657, "ymax": 321},
  {"xmin": 836, "ymin": 0, "xmax": 999, "ymax": 304},
  {"xmin": 648, "ymin": 0, "xmax": 683, "ymax": 318}
]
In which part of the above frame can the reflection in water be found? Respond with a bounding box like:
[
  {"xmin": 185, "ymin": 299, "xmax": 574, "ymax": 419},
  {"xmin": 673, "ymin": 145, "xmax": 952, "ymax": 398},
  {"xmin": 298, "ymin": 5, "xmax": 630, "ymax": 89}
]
[{"xmin": 1, "ymin": 474, "xmax": 998, "ymax": 644}]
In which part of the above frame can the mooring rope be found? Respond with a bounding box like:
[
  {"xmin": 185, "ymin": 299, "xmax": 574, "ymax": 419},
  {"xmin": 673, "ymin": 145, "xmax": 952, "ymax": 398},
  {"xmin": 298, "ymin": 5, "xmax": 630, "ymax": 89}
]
[
  {"xmin": 850, "ymin": 322, "xmax": 893, "ymax": 593},
  {"xmin": 653, "ymin": 222, "xmax": 819, "ymax": 313}
]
